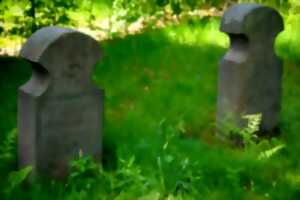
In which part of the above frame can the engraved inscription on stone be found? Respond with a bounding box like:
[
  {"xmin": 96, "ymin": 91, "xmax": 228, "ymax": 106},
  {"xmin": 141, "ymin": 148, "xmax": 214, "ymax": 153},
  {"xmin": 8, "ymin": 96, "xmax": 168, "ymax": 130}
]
[
  {"xmin": 18, "ymin": 26, "xmax": 103, "ymax": 179},
  {"xmin": 216, "ymin": 4, "xmax": 284, "ymax": 137}
]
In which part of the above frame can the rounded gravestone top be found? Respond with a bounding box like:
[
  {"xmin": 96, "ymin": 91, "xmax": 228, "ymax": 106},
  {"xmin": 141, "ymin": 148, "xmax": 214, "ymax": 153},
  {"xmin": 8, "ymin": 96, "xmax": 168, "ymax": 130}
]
[
  {"xmin": 20, "ymin": 26, "xmax": 102, "ymax": 74},
  {"xmin": 220, "ymin": 3, "xmax": 283, "ymax": 39},
  {"xmin": 20, "ymin": 27, "xmax": 75, "ymax": 62}
]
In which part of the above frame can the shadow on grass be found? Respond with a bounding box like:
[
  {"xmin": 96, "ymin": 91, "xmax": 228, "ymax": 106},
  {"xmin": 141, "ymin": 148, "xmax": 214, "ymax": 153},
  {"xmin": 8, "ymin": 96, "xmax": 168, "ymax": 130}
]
[{"xmin": 0, "ymin": 57, "xmax": 31, "ymax": 141}]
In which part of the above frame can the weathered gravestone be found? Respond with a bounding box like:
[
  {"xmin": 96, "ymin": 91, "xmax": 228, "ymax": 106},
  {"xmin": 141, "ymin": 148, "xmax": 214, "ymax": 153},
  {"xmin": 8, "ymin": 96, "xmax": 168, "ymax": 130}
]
[
  {"xmin": 18, "ymin": 26, "xmax": 103, "ymax": 179},
  {"xmin": 216, "ymin": 4, "xmax": 284, "ymax": 137}
]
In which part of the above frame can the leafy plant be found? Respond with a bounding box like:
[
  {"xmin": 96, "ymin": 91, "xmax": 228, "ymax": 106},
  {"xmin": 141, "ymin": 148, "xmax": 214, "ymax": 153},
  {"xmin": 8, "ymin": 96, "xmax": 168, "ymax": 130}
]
[
  {"xmin": 239, "ymin": 113, "xmax": 262, "ymax": 147},
  {"xmin": 68, "ymin": 155, "xmax": 101, "ymax": 191},
  {"xmin": 0, "ymin": 129, "xmax": 17, "ymax": 169},
  {"xmin": 258, "ymin": 143, "xmax": 286, "ymax": 160},
  {"xmin": 114, "ymin": 156, "xmax": 147, "ymax": 192},
  {"xmin": 5, "ymin": 166, "xmax": 32, "ymax": 194}
]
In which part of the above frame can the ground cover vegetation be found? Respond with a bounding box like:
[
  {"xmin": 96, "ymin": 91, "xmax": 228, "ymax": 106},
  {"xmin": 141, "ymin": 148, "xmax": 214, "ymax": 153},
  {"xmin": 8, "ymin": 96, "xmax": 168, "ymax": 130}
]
[{"xmin": 1, "ymin": 0, "xmax": 300, "ymax": 199}]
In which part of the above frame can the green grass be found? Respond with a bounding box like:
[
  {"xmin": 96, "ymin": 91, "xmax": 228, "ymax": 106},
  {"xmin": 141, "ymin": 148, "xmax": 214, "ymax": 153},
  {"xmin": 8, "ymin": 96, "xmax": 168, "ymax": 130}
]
[{"xmin": 1, "ymin": 17, "xmax": 300, "ymax": 199}]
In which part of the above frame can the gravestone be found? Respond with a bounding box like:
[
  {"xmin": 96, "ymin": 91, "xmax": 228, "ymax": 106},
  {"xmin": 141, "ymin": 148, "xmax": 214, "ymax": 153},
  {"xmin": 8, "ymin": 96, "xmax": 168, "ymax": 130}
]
[
  {"xmin": 216, "ymin": 4, "xmax": 284, "ymax": 137},
  {"xmin": 18, "ymin": 26, "xmax": 103, "ymax": 179}
]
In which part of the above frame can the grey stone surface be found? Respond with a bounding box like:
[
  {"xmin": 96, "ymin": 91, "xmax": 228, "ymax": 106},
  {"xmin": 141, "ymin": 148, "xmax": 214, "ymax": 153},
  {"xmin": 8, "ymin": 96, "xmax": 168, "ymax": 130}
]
[
  {"xmin": 217, "ymin": 4, "xmax": 284, "ymax": 136},
  {"xmin": 18, "ymin": 26, "xmax": 103, "ymax": 179}
]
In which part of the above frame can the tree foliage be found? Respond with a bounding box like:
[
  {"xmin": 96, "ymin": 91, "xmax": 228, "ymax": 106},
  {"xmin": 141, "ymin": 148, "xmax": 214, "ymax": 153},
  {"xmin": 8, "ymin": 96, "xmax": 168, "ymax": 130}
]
[
  {"xmin": 0, "ymin": 0, "xmax": 79, "ymax": 37},
  {"xmin": 0, "ymin": 0, "xmax": 294, "ymax": 38}
]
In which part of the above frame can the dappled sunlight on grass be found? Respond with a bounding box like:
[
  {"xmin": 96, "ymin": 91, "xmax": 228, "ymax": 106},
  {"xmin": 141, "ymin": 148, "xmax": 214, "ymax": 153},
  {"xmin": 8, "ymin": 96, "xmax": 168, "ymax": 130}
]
[
  {"xmin": 276, "ymin": 14, "xmax": 300, "ymax": 63},
  {"xmin": 162, "ymin": 18, "xmax": 229, "ymax": 48},
  {"xmin": 93, "ymin": 26, "xmax": 224, "ymax": 143}
]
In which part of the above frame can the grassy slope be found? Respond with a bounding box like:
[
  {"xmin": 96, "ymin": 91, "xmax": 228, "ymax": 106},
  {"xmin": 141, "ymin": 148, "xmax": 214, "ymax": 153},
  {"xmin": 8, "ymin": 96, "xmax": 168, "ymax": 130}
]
[{"xmin": 1, "ymin": 18, "xmax": 300, "ymax": 199}]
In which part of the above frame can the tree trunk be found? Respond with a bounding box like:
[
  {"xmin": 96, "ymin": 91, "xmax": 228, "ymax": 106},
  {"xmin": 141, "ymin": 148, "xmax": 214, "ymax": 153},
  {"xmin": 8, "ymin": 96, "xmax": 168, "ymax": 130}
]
[{"xmin": 29, "ymin": 0, "xmax": 37, "ymax": 33}]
